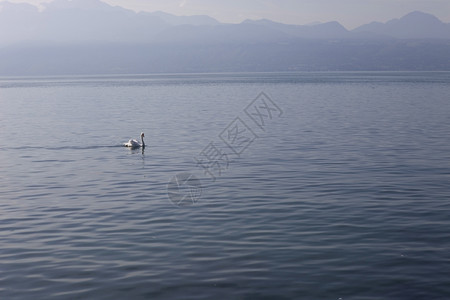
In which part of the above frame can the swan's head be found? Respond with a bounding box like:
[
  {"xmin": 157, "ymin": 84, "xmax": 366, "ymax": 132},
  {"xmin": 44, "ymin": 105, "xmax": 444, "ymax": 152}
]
[{"xmin": 141, "ymin": 132, "xmax": 145, "ymax": 138}]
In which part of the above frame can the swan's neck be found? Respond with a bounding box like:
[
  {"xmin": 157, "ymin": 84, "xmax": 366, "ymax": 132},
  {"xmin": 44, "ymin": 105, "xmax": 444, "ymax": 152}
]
[{"xmin": 141, "ymin": 136, "xmax": 145, "ymax": 148}]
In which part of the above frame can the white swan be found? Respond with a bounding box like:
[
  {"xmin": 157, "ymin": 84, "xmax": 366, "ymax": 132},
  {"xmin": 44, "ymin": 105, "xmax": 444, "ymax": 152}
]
[{"xmin": 124, "ymin": 132, "xmax": 145, "ymax": 149}]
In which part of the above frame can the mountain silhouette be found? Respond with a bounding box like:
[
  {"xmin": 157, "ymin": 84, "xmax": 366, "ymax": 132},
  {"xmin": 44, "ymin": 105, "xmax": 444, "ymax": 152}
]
[
  {"xmin": 241, "ymin": 19, "xmax": 352, "ymax": 39},
  {"xmin": 353, "ymin": 11, "xmax": 450, "ymax": 39},
  {"xmin": 2, "ymin": 0, "xmax": 450, "ymax": 45},
  {"xmin": 0, "ymin": 0, "xmax": 449, "ymax": 75}
]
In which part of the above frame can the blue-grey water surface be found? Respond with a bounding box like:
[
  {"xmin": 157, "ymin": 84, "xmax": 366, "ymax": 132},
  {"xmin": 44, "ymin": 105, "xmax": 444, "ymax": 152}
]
[{"xmin": 1, "ymin": 72, "xmax": 450, "ymax": 299}]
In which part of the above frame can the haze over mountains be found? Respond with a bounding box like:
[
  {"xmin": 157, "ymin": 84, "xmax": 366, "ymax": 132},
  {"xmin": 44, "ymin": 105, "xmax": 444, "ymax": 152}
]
[{"xmin": 0, "ymin": 0, "xmax": 449, "ymax": 75}]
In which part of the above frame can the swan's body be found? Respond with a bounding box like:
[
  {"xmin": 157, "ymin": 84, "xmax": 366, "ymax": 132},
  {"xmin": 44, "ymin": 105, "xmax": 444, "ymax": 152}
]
[{"xmin": 124, "ymin": 132, "xmax": 145, "ymax": 149}]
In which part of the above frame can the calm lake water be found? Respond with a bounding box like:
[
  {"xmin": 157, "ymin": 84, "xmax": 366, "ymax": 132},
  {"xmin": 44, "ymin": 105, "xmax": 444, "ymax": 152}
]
[{"xmin": 1, "ymin": 72, "xmax": 450, "ymax": 299}]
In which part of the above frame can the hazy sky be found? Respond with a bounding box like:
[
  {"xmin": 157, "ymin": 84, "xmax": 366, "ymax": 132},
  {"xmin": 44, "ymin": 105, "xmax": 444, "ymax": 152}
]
[{"xmin": 4, "ymin": 0, "xmax": 450, "ymax": 29}]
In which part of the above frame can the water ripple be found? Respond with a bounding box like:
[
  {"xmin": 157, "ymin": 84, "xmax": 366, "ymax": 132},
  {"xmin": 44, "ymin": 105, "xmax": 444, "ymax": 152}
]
[{"xmin": 1, "ymin": 72, "xmax": 450, "ymax": 299}]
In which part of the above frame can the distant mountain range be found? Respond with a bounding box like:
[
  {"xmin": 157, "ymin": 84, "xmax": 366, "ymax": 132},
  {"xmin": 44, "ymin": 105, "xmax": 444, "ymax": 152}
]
[
  {"xmin": 0, "ymin": 0, "xmax": 449, "ymax": 75},
  {"xmin": 353, "ymin": 11, "xmax": 450, "ymax": 39}
]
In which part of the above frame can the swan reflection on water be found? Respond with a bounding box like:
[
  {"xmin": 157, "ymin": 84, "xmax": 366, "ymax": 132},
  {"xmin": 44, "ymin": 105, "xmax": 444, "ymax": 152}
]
[{"xmin": 129, "ymin": 146, "xmax": 145, "ymax": 155}]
